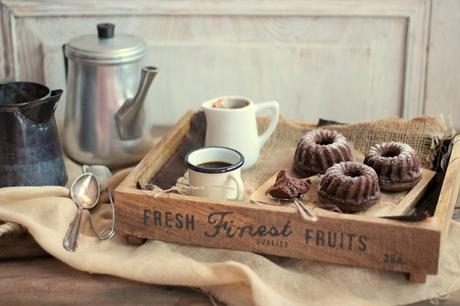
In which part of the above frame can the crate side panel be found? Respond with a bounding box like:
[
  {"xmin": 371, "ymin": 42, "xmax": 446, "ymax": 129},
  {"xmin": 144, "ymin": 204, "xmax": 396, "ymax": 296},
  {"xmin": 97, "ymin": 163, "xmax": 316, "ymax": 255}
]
[{"xmin": 115, "ymin": 191, "xmax": 440, "ymax": 275}]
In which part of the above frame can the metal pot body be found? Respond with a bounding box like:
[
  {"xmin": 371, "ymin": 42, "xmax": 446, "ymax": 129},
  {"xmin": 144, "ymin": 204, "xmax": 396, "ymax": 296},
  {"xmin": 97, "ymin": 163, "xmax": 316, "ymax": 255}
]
[
  {"xmin": 0, "ymin": 82, "xmax": 67, "ymax": 187},
  {"xmin": 63, "ymin": 58, "xmax": 150, "ymax": 168}
]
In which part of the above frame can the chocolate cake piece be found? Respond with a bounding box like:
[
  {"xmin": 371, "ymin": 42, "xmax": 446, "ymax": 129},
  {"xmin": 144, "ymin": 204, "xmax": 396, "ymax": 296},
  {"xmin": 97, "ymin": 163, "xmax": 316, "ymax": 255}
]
[
  {"xmin": 318, "ymin": 162, "xmax": 380, "ymax": 212},
  {"xmin": 364, "ymin": 142, "xmax": 422, "ymax": 192},
  {"xmin": 293, "ymin": 129, "xmax": 353, "ymax": 177},
  {"xmin": 266, "ymin": 169, "xmax": 311, "ymax": 199}
]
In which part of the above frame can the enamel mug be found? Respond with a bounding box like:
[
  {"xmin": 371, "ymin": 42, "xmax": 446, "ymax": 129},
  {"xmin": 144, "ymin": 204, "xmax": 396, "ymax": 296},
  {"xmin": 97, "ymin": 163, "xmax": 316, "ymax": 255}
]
[{"xmin": 185, "ymin": 146, "xmax": 245, "ymax": 201}]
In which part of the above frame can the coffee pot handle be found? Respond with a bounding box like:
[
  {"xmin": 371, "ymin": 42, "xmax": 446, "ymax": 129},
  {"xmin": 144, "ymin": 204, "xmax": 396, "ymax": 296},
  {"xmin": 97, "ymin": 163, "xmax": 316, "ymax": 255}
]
[
  {"xmin": 254, "ymin": 101, "xmax": 280, "ymax": 150},
  {"xmin": 62, "ymin": 44, "xmax": 68, "ymax": 79}
]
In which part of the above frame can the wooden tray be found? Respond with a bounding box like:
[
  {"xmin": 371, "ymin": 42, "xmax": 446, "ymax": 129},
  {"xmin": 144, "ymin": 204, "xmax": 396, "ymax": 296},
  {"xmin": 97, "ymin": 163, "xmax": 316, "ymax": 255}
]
[{"xmin": 115, "ymin": 111, "xmax": 460, "ymax": 283}]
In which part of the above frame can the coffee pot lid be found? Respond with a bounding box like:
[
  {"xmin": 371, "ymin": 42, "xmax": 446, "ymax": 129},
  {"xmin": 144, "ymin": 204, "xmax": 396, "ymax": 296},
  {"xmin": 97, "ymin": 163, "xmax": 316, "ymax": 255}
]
[{"xmin": 65, "ymin": 23, "xmax": 146, "ymax": 64}]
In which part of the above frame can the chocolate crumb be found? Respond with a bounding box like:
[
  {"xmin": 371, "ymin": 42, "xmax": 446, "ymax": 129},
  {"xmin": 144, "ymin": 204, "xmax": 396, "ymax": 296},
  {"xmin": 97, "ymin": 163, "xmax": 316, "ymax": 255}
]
[{"xmin": 266, "ymin": 169, "xmax": 311, "ymax": 199}]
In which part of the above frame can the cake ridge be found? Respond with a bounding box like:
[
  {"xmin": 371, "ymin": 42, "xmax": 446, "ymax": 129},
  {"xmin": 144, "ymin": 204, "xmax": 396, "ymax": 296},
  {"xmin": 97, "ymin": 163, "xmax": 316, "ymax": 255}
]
[
  {"xmin": 318, "ymin": 161, "xmax": 380, "ymax": 213},
  {"xmin": 364, "ymin": 142, "xmax": 422, "ymax": 192},
  {"xmin": 293, "ymin": 129, "xmax": 354, "ymax": 177}
]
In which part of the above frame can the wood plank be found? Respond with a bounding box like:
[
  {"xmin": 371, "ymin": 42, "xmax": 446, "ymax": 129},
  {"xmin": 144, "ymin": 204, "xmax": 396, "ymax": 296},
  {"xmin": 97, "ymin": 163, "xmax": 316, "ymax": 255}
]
[
  {"xmin": 0, "ymin": 227, "xmax": 47, "ymax": 259},
  {"xmin": 409, "ymin": 272, "xmax": 427, "ymax": 283},
  {"xmin": 0, "ymin": 2, "xmax": 17, "ymax": 81},
  {"xmin": 0, "ymin": 257, "xmax": 211, "ymax": 305},
  {"xmin": 123, "ymin": 111, "xmax": 196, "ymax": 189},
  {"xmin": 426, "ymin": 0, "xmax": 460, "ymax": 131},
  {"xmin": 389, "ymin": 169, "xmax": 436, "ymax": 216},
  {"xmin": 116, "ymin": 189, "xmax": 441, "ymax": 275},
  {"xmin": 434, "ymin": 135, "xmax": 460, "ymax": 250},
  {"xmin": 1, "ymin": 0, "xmax": 430, "ymax": 125},
  {"xmin": 0, "ymin": 256, "xmax": 460, "ymax": 305},
  {"xmin": 0, "ymin": 0, "xmax": 433, "ymax": 17}
]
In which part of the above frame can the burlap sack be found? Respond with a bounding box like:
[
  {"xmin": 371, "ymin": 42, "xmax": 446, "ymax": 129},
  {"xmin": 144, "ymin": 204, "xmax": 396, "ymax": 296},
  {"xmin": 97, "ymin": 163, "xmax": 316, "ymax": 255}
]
[
  {"xmin": 243, "ymin": 115, "xmax": 447, "ymax": 192},
  {"xmin": 0, "ymin": 115, "xmax": 458, "ymax": 306}
]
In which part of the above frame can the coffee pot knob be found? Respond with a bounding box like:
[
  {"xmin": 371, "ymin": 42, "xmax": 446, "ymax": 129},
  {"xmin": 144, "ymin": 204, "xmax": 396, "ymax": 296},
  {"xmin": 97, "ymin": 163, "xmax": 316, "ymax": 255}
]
[{"xmin": 97, "ymin": 23, "xmax": 115, "ymax": 39}]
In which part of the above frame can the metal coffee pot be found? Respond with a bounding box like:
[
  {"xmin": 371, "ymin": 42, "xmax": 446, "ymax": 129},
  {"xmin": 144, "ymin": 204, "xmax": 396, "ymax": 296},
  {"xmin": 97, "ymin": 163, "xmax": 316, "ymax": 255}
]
[
  {"xmin": 64, "ymin": 23, "xmax": 158, "ymax": 168},
  {"xmin": 0, "ymin": 82, "xmax": 67, "ymax": 187}
]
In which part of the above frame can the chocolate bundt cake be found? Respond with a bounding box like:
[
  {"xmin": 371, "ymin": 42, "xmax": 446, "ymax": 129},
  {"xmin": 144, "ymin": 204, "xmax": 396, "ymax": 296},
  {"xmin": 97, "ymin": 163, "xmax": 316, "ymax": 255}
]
[
  {"xmin": 293, "ymin": 129, "xmax": 353, "ymax": 177},
  {"xmin": 364, "ymin": 142, "xmax": 422, "ymax": 192},
  {"xmin": 318, "ymin": 162, "xmax": 380, "ymax": 212},
  {"xmin": 266, "ymin": 169, "xmax": 311, "ymax": 199}
]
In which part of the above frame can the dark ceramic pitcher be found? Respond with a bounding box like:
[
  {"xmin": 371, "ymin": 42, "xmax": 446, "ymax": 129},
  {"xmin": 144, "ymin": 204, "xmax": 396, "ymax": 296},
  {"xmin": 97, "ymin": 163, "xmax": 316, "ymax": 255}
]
[{"xmin": 0, "ymin": 82, "xmax": 68, "ymax": 187}]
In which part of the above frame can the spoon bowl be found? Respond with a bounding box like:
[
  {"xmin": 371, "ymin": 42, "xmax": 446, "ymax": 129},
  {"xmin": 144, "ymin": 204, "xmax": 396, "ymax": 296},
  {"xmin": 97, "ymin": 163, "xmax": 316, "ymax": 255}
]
[
  {"xmin": 70, "ymin": 173, "xmax": 100, "ymax": 209},
  {"xmin": 82, "ymin": 164, "xmax": 112, "ymax": 187}
]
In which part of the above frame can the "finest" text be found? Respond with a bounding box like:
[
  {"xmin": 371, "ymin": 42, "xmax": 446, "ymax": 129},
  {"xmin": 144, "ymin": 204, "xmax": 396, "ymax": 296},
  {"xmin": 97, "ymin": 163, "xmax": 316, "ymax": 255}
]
[{"xmin": 204, "ymin": 211, "xmax": 292, "ymax": 239}]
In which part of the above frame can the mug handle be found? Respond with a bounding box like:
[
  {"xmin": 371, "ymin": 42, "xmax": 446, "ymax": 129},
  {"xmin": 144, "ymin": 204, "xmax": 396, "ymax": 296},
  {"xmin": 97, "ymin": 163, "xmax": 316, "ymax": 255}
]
[
  {"xmin": 254, "ymin": 101, "xmax": 280, "ymax": 150},
  {"xmin": 228, "ymin": 173, "xmax": 244, "ymax": 201}
]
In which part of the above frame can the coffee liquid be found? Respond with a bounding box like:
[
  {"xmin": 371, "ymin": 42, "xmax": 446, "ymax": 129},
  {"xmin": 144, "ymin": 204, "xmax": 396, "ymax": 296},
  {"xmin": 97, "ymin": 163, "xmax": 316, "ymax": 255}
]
[
  {"xmin": 213, "ymin": 98, "xmax": 249, "ymax": 109},
  {"xmin": 198, "ymin": 161, "xmax": 232, "ymax": 168}
]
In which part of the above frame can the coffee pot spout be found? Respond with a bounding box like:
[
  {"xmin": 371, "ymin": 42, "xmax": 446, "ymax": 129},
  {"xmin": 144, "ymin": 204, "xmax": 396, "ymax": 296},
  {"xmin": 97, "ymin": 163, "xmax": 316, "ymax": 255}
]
[
  {"xmin": 20, "ymin": 89, "xmax": 63, "ymax": 123},
  {"xmin": 115, "ymin": 66, "xmax": 158, "ymax": 140}
]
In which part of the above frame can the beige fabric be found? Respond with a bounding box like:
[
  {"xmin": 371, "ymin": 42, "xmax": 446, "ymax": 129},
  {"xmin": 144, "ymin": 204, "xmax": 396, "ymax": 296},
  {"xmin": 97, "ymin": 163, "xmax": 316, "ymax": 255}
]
[
  {"xmin": 0, "ymin": 175, "xmax": 460, "ymax": 306},
  {"xmin": 0, "ymin": 115, "xmax": 458, "ymax": 305}
]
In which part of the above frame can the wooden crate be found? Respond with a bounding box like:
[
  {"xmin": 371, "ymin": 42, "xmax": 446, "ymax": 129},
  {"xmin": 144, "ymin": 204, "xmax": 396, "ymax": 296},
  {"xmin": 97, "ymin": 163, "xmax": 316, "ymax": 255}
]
[{"xmin": 115, "ymin": 111, "xmax": 460, "ymax": 283}]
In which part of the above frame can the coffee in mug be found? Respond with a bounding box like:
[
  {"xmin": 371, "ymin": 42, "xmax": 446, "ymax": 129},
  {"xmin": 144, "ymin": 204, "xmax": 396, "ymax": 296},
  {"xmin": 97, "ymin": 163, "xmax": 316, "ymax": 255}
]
[
  {"xmin": 198, "ymin": 161, "xmax": 233, "ymax": 168},
  {"xmin": 185, "ymin": 146, "xmax": 245, "ymax": 200}
]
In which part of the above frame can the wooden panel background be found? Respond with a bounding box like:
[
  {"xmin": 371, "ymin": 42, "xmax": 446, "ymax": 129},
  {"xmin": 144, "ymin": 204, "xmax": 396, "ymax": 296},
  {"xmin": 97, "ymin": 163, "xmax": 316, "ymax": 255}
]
[
  {"xmin": 0, "ymin": 0, "xmax": 430, "ymax": 126},
  {"xmin": 0, "ymin": 0, "xmax": 458, "ymax": 208},
  {"xmin": 425, "ymin": 0, "xmax": 460, "ymax": 131}
]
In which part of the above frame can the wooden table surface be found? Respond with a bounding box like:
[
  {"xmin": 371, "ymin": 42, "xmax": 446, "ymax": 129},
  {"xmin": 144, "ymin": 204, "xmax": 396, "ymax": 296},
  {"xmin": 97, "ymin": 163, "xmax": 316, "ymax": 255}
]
[
  {"xmin": 0, "ymin": 255, "xmax": 459, "ymax": 306},
  {"xmin": 0, "ymin": 257, "xmax": 212, "ymax": 306}
]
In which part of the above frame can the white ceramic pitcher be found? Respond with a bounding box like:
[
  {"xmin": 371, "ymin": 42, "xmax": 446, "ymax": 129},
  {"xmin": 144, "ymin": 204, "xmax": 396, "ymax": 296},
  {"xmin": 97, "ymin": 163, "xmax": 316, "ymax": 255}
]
[{"xmin": 202, "ymin": 96, "xmax": 279, "ymax": 168}]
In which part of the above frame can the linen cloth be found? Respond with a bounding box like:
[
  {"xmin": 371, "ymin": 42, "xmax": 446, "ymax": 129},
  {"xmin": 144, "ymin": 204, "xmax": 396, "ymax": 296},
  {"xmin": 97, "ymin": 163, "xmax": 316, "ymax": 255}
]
[
  {"xmin": 1, "ymin": 174, "xmax": 460, "ymax": 306},
  {"xmin": 0, "ymin": 116, "xmax": 459, "ymax": 306}
]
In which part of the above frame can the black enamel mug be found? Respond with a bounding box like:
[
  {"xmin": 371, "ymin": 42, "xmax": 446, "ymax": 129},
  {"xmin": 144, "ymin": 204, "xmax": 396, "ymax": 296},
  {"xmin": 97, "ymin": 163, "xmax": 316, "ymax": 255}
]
[{"xmin": 0, "ymin": 82, "xmax": 68, "ymax": 187}]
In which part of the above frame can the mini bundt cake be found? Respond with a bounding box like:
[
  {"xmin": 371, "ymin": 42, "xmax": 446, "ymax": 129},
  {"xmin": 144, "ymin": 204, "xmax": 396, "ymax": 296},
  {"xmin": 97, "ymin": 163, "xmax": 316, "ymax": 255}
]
[
  {"xmin": 318, "ymin": 162, "xmax": 380, "ymax": 212},
  {"xmin": 364, "ymin": 142, "xmax": 422, "ymax": 192},
  {"xmin": 266, "ymin": 169, "xmax": 311, "ymax": 199},
  {"xmin": 293, "ymin": 129, "xmax": 353, "ymax": 177}
]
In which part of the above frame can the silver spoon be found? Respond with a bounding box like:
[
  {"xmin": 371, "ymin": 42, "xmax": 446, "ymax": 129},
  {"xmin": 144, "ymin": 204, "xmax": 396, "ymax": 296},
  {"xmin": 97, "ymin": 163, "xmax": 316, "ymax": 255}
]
[
  {"xmin": 275, "ymin": 195, "xmax": 318, "ymax": 222},
  {"xmin": 82, "ymin": 165, "xmax": 116, "ymax": 240},
  {"xmin": 82, "ymin": 165, "xmax": 112, "ymax": 186},
  {"xmin": 63, "ymin": 173, "xmax": 100, "ymax": 252}
]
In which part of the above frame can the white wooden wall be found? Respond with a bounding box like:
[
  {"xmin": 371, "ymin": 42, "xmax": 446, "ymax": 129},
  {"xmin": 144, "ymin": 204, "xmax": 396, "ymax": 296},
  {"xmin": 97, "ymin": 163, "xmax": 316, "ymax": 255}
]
[
  {"xmin": 425, "ymin": 0, "xmax": 460, "ymax": 131},
  {"xmin": 0, "ymin": 0, "xmax": 458, "ymax": 129}
]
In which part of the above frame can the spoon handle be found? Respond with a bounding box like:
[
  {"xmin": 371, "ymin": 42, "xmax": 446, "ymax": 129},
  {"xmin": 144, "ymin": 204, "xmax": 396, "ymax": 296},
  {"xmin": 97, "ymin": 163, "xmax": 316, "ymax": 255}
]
[
  {"xmin": 63, "ymin": 207, "xmax": 83, "ymax": 252},
  {"xmin": 293, "ymin": 199, "xmax": 318, "ymax": 222}
]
